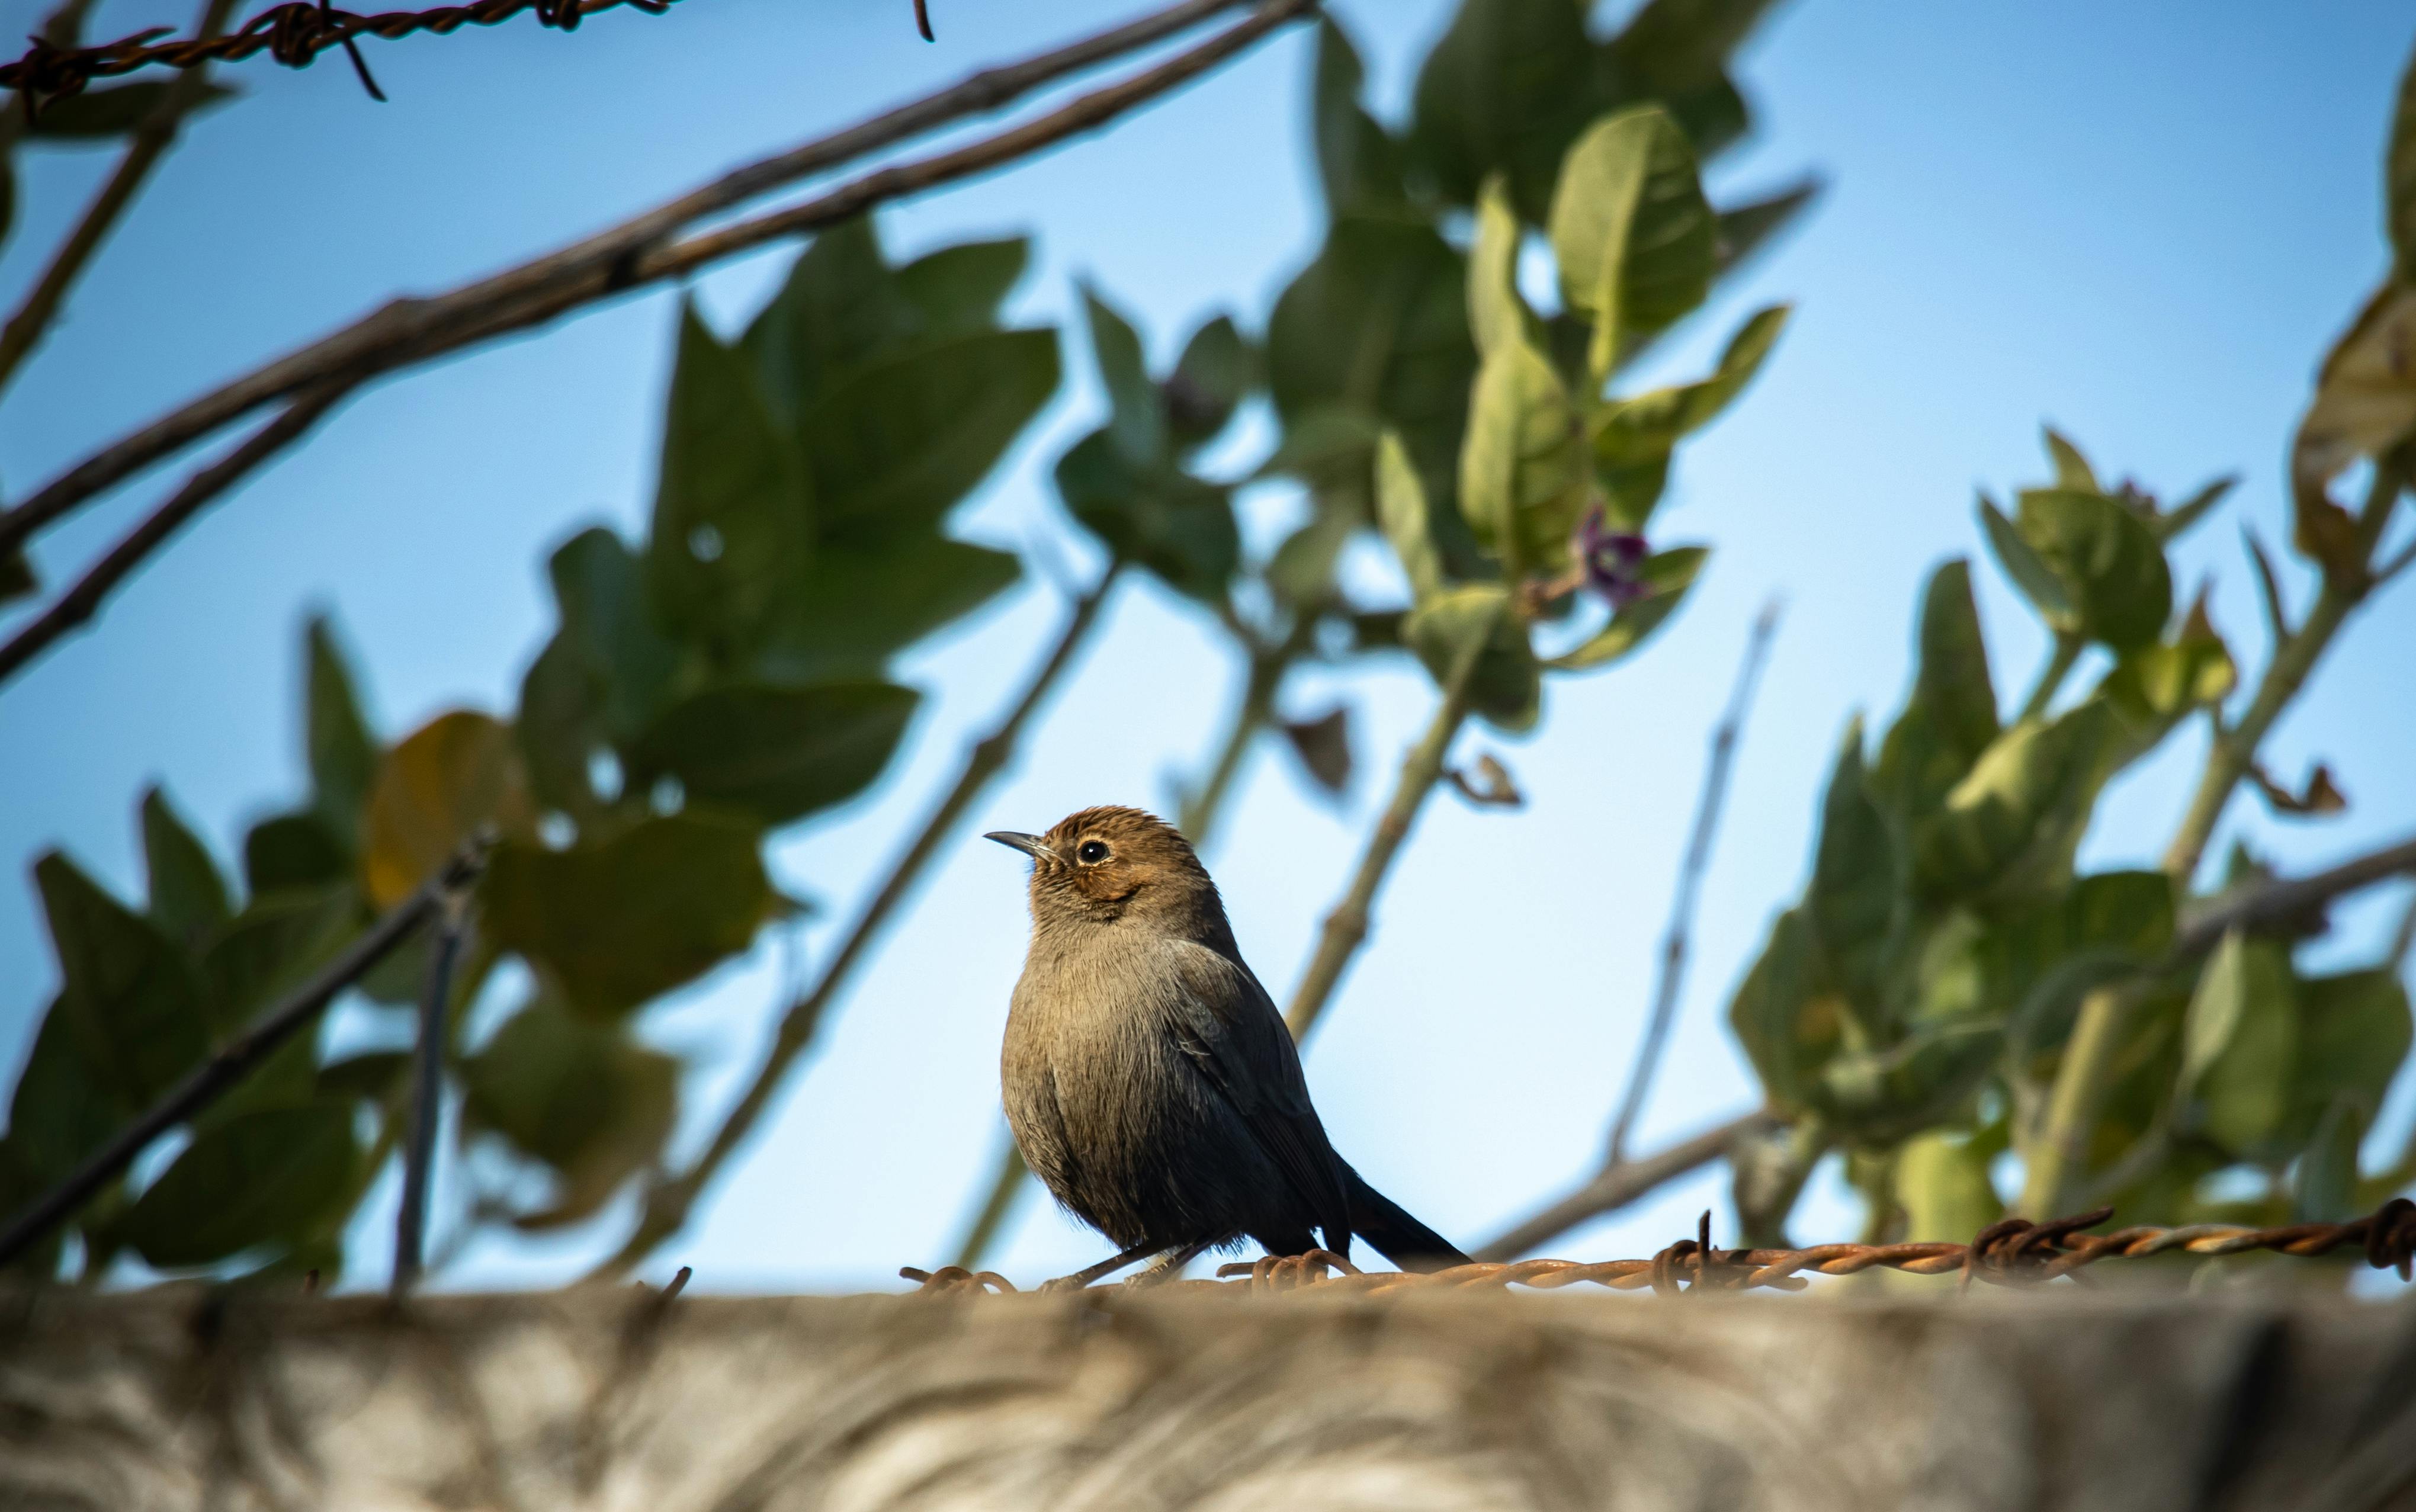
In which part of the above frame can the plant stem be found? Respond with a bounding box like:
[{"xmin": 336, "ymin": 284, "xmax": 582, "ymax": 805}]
[
  {"xmin": 1475, "ymin": 1109, "xmax": 1776, "ymax": 1260},
  {"xmin": 589, "ymin": 566, "xmax": 1124, "ymax": 1280},
  {"xmin": 390, "ymin": 891, "xmax": 468, "ymax": 1298},
  {"xmin": 1604, "ymin": 598, "xmax": 1779, "ymax": 1163},
  {"xmin": 1282, "ymin": 623, "xmax": 1492, "ymax": 1042},
  {"xmin": 2164, "ymin": 461, "xmax": 2405, "ymax": 882},
  {"xmin": 0, "ymin": 0, "xmax": 239, "ymax": 397},
  {"xmin": 2017, "ymin": 631, "xmax": 2081, "ymax": 723},
  {"xmin": 2017, "ymin": 984, "xmax": 2131, "ymax": 1218}
]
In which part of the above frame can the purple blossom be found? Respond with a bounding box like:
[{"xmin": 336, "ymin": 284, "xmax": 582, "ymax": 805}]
[{"xmin": 1575, "ymin": 506, "xmax": 1651, "ymax": 608}]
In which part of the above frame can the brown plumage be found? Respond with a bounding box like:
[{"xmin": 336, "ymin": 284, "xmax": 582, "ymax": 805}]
[{"xmin": 987, "ymin": 806, "xmax": 1467, "ymax": 1280}]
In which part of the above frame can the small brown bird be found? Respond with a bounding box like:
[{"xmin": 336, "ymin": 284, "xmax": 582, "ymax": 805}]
[{"xmin": 987, "ymin": 805, "xmax": 1469, "ymax": 1288}]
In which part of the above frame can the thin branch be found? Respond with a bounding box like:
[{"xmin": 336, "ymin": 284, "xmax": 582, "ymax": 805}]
[
  {"xmin": 2172, "ymin": 832, "xmax": 2416, "ymax": 956},
  {"xmin": 948, "ymin": 1135, "xmax": 1028, "ymax": 1268},
  {"xmin": 0, "ymin": 386, "xmax": 348, "ymax": 685},
  {"xmin": 588, "ymin": 565, "xmax": 1127, "ymax": 1280},
  {"xmin": 1282, "ymin": 615, "xmax": 1493, "ymax": 1042},
  {"xmin": 0, "ymin": 0, "xmax": 1291, "ymax": 559},
  {"xmin": 1605, "ymin": 596, "xmax": 1779, "ymax": 1164},
  {"xmin": 0, "ymin": 837, "xmax": 490, "ymax": 1271},
  {"xmin": 390, "ymin": 891, "xmax": 469, "ymax": 1298},
  {"xmin": 1475, "ymin": 1109, "xmax": 1776, "ymax": 1260},
  {"xmin": 0, "ymin": 0, "xmax": 240, "ymax": 397}
]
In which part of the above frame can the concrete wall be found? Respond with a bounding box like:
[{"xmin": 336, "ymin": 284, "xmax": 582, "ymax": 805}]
[{"xmin": 4, "ymin": 1285, "xmax": 2414, "ymax": 1511}]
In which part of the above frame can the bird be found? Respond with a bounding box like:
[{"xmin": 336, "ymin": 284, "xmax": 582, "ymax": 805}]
[{"xmin": 984, "ymin": 805, "xmax": 1470, "ymax": 1289}]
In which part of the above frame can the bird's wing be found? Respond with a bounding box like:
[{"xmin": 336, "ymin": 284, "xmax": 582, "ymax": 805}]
[{"xmin": 1157, "ymin": 939, "xmax": 1353, "ymax": 1250}]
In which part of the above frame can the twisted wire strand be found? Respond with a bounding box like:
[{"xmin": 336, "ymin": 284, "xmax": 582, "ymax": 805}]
[
  {"xmin": 2, "ymin": 0, "xmax": 682, "ymax": 101},
  {"xmin": 899, "ymin": 1196, "xmax": 2416, "ymax": 1298}
]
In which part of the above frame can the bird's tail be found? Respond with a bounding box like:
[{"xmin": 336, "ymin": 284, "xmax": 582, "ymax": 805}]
[{"xmin": 1342, "ymin": 1164, "xmax": 1471, "ymax": 1273}]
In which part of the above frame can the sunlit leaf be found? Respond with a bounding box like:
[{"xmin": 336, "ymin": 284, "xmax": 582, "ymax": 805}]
[
  {"xmin": 1545, "ymin": 545, "xmax": 1705, "ymax": 670},
  {"xmin": 1897, "ymin": 1129, "xmax": 2004, "ymax": 1242},
  {"xmin": 2041, "ymin": 426, "xmax": 2099, "ymax": 492},
  {"xmin": 361, "ymin": 711, "xmax": 537, "ymax": 909},
  {"xmin": 1460, "ymin": 332, "xmax": 1586, "ymax": 576},
  {"xmin": 1375, "ymin": 430, "xmax": 1445, "ymax": 603},
  {"xmin": 1549, "ymin": 105, "xmax": 1715, "ymax": 378},
  {"xmin": 2178, "ymin": 930, "xmax": 2298, "ymax": 1157},
  {"xmin": 1978, "ymin": 493, "xmax": 2073, "ymax": 628},
  {"xmin": 1405, "ymin": 582, "xmax": 1538, "ymax": 730},
  {"xmin": 1912, "ymin": 701, "xmax": 2119, "ymax": 907},
  {"xmin": 1590, "ymin": 304, "xmax": 1788, "ymax": 474},
  {"xmin": 2295, "ymin": 1096, "xmax": 2365, "ymax": 1223},
  {"xmin": 2014, "ymin": 487, "xmax": 2173, "ymax": 651}
]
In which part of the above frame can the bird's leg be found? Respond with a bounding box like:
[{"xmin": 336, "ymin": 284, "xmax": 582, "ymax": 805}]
[
  {"xmin": 1121, "ymin": 1238, "xmax": 1214, "ymax": 1289},
  {"xmin": 1038, "ymin": 1240, "xmax": 1160, "ymax": 1293}
]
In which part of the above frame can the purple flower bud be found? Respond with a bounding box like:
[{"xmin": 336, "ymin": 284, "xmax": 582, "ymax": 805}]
[{"xmin": 1576, "ymin": 506, "xmax": 1651, "ymax": 607}]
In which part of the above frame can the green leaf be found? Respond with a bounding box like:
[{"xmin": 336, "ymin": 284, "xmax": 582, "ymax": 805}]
[
  {"xmin": 1548, "ymin": 105, "xmax": 1715, "ymax": 378},
  {"xmin": 199, "ymin": 886, "xmax": 356, "ymax": 1040},
  {"xmin": 1166, "ymin": 314, "xmax": 1254, "ymax": 451},
  {"xmin": 1726, "ymin": 908, "xmax": 1831, "ymax": 1111},
  {"xmin": 35, "ymin": 852, "xmax": 209, "ymax": 1108},
  {"xmin": 1312, "ymin": 14, "xmax": 1408, "ymax": 216},
  {"xmin": 2178, "ymin": 931, "xmax": 2298, "ymax": 1157},
  {"xmin": 2292, "ymin": 968, "xmax": 2412, "ymax": 1131},
  {"xmin": 1468, "ymin": 176, "xmax": 1533, "ymax": 361},
  {"xmin": 461, "ymin": 998, "xmax": 677, "ymax": 1229},
  {"xmin": 647, "ymin": 303, "xmax": 814, "ymax": 660},
  {"xmin": 2293, "ymin": 281, "xmax": 2416, "ymax": 577},
  {"xmin": 120, "ymin": 1102, "xmax": 357, "ymax": 1269},
  {"xmin": 2294, "ymin": 1096, "xmax": 2364, "ymax": 1224},
  {"xmin": 141, "ymin": 787, "xmax": 230, "ymax": 952},
  {"xmin": 2096, "ymin": 590, "xmax": 2237, "ymax": 765},
  {"xmin": 2014, "ymin": 488, "xmax": 2173, "ymax": 651},
  {"xmin": 1911, "ymin": 701, "xmax": 2119, "ymax": 907},
  {"xmin": 1266, "ymin": 216, "xmax": 1472, "ymax": 506},
  {"xmin": 1461, "ymin": 335, "xmax": 1585, "ymax": 577},
  {"xmin": 801, "ymin": 328, "xmax": 1061, "ymax": 547},
  {"xmin": 1812, "ymin": 1021, "xmax": 2001, "ymax": 1143},
  {"xmin": 1404, "ymin": 583, "xmax": 1538, "ymax": 730},
  {"xmin": 5, "ymin": 1000, "xmax": 126, "ymax": 1180},
  {"xmin": 624, "ymin": 680, "xmax": 917, "ymax": 828},
  {"xmin": 1805, "ymin": 718, "xmax": 1895, "ymax": 1007},
  {"xmin": 1603, "ymin": 0, "xmax": 1782, "ymax": 159},
  {"xmin": 741, "ymin": 216, "xmax": 917, "ymax": 418},
  {"xmin": 1978, "ymin": 493, "xmax": 2074, "ymax": 628},
  {"xmin": 1375, "ymin": 430, "xmax": 1445, "ymax": 603},
  {"xmin": 243, "ymin": 812, "xmax": 348, "ymax": 897},
  {"xmin": 1545, "ymin": 545, "xmax": 1706, "ymax": 671},
  {"xmin": 1917, "ymin": 560, "xmax": 2001, "ymax": 768},
  {"xmin": 756, "ymin": 535, "xmax": 1021, "ymax": 683},
  {"xmin": 1589, "ymin": 303, "xmax": 1789, "ymax": 477},
  {"xmin": 485, "ymin": 815, "xmax": 775, "ymax": 1017},
  {"xmin": 317, "ymin": 1051, "xmax": 410, "ymax": 1106},
  {"xmin": 1408, "ymin": 0, "xmax": 1603, "ymax": 219},
  {"xmin": 2040, "ymin": 426, "xmax": 2099, "ymax": 492},
  {"xmin": 304, "ymin": 614, "xmax": 378, "ymax": 853},
  {"xmin": 0, "ymin": 544, "xmax": 33, "ymax": 606},
  {"xmin": 24, "ymin": 79, "xmax": 237, "ymax": 139},
  {"xmin": 1056, "ymin": 429, "xmax": 1238, "ymax": 603},
  {"xmin": 1897, "ymin": 1129, "xmax": 2004, "ymax": 1242},
  {"xmin": 518, "ymin": 527, "xmax": 684, "ymax": 818},
  {"xmin": 2155, "ymin": 474, "xmax": 2237, "ymax": 544},
  {"xmin": 894, "ymin": 236, "xmax": 1029, "ymax": 336},
  {"xmin": 1712, "ymin": 178, "xmax": 1820, "ymax": 280},
  {"xmin": 361, "ymin": 710, "xmax": 537, "ymax": 909},
  {"xmin": 1080, "ymin": 284, "xmax": 1165, "ymax": 466}
]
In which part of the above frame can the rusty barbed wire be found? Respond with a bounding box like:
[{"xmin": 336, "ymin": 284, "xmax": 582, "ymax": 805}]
[
  {"xmin": 0, "ymin": 0, "xmax": 685, "ymax": 107},
  {"xmin": 900, "ymin": 1196, "xmax": 2416, "ymax": 1298}
]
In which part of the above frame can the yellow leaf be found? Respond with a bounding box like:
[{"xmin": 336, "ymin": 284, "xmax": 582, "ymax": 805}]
[{"xmin": 361, "ymin": 711, "xmax": 535, "ymax": 907}]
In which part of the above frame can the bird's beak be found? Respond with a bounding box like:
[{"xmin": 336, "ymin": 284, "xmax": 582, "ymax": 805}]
[{"xmin": 984, "ymin": 830, "xmax": 1050, "ymax": 861}]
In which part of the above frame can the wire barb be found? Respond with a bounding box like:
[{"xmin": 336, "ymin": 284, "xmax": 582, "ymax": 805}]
[
  {"xmin": 907, "ymin": 1199, "xmax": 2416, "ymax": 1298},
  {"xmin": 0, "ymin": 0, "xmax": 688, "ymax": 104}
]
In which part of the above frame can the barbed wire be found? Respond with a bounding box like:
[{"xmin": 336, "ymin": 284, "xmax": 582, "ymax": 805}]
[
  {"xmin": 0, "ymin": 0, "xmax": 687, "ymax": 106},
  {"xmin": 901, "ymin": 1196, "xmax": 2416, "ymax": 1297}
]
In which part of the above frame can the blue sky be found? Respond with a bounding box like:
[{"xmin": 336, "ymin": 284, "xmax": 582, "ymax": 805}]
[{"xmin": 2, "ymin": 0, "xmax": 2413, "ymax": 1291}]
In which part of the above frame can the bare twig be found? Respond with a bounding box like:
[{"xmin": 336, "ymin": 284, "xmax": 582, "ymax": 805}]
[
  {"xmin": 0, "ymin": 386, "xmax": 348, "ymax": 685},
  {"xmin": 0, "ymin": 837, "xmax": 492, "ymax": 1271},
  {"xmin": 390, "ymin": 890, "xmax": 470, "ymax": 1298},
  {"xmin": 2173, "ymin": 832, "xmax": 2416, "ymax": 955},
  {"xmin": 1284, "ymin": 620, "xmax": 1494, "ymax": 1041},
  {"xmin": 589, "ymin": 566, "xmax": 1127, "ymax": 1280},
  {"xmin": 1604, "ymin": 597, "xmax": 1779, "ymax": 1164},
  {"xmin": 1476, "ymin": 1109, "xmax": 1775, "ymax": 1261},
  {"xmin": 0, "ymin": 0, "xmax": 1291, "ymax": 561},
  {"xmin": 0, "ymin": 0, "xmax": 240, "ymax": 396}
]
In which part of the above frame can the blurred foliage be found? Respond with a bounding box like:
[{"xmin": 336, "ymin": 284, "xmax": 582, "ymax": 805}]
[{"xmin": 2, "ymin": 0, "xmax": 1816, "ymax": 1285}]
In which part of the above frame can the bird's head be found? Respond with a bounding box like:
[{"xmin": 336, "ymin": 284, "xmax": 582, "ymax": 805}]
[{"xmin": 986, "ymin": 805, "xmax": 1222, "ymax": 932}]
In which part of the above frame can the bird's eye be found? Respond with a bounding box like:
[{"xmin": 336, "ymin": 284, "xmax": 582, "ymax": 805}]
[{"xmin": 1077, "ymin": 839, "xmax": 1109, "ymax": 864}]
